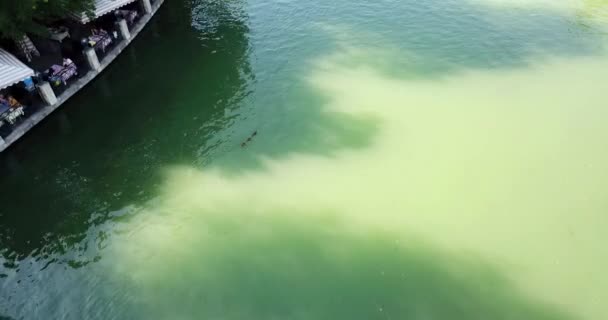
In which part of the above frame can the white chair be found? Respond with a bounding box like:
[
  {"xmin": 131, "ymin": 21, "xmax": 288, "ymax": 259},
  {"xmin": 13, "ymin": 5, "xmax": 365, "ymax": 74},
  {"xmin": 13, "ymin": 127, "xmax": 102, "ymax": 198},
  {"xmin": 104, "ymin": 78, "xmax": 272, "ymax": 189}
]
[{"xmin": 6, "ymin": 107, "xmax": 24, "ymax": 124}]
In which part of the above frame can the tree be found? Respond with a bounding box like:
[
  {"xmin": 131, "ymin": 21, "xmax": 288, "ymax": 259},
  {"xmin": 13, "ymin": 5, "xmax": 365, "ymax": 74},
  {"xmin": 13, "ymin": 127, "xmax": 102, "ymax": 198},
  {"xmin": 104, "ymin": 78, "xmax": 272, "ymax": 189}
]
[{"xmin": 0, "ymin": 0, "xmax": 95, "ymax": 40}]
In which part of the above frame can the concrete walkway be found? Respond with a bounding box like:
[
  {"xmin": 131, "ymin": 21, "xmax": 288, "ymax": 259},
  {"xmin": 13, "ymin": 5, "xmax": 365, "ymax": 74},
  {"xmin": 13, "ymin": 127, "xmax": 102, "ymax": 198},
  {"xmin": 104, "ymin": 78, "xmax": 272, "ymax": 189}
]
[{"xmin": 0, "ymin": 0, "xmax": 165, "ymax": 153}]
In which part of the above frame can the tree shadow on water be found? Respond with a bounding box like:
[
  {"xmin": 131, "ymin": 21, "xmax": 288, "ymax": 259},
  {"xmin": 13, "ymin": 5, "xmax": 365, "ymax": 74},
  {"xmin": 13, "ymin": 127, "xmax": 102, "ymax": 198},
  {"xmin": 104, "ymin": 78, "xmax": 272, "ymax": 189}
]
[
  {"xmin": 197, "ymin": 0, "xmax": 608, "ymax": 175},
  {"xmin": 132, "ymin": 213, "xmax": 574, "ymax": 320}
]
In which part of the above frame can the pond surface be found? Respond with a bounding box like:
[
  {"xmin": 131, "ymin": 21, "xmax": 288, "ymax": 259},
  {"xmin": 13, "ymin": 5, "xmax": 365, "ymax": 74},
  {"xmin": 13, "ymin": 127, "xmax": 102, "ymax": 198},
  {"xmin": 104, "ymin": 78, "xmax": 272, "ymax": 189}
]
[{"xmin": 1, "ymin": 0, "xmax": 607, "ymax": 319}]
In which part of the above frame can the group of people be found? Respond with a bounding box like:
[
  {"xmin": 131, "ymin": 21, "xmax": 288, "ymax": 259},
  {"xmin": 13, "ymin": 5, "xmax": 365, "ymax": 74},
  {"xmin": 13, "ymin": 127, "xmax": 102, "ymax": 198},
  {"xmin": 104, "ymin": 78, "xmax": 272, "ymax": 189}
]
[{"xmin": 0, "ymin": 94, "xmax": 23, "ymax": 109}]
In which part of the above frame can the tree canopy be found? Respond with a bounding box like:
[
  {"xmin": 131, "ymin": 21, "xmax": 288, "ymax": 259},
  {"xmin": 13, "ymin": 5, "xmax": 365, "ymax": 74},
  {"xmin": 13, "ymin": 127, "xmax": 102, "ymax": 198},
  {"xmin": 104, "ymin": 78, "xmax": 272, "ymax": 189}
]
[{"xmin": 0, "ymin": 0, "xmax": 95, "ymax": 39}]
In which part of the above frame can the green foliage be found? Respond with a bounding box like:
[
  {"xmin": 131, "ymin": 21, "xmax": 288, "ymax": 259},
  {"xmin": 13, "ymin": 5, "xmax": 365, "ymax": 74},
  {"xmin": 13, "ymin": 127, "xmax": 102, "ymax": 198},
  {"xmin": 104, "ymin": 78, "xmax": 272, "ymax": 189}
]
[{"xmin": 0, "ymin": 0, "xmax": 95, "ymax": 40}]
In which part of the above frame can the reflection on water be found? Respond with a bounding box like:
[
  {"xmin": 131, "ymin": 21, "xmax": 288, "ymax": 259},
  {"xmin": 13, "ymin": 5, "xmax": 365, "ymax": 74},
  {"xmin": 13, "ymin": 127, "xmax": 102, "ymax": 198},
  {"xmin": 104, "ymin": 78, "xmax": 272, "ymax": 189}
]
[{"xmin": 1, "ymin": 0, "xmax": 608, "ymax": 319}]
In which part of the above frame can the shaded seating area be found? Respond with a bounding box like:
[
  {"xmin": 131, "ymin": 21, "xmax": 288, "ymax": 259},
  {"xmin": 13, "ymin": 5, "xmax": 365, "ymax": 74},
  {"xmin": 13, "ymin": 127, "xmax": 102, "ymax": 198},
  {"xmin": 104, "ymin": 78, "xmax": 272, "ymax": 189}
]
[
  {"xmin": 67, "ymin": 1, "xmax": 147, "ymax": 61},
  {"xmin": 12, "ymin": 28, "xmax": 90, "ymax": 96},
  {"xmin": 17, "ymin": 0, "xmax": 148, "ymax": 75},
  {"xmin": 0, "ymin": 0, "xmax": 163, "ymax": 150},
  {"xmin": 0, "ymin": 49, "xmax": 37, "ymax": 137}
]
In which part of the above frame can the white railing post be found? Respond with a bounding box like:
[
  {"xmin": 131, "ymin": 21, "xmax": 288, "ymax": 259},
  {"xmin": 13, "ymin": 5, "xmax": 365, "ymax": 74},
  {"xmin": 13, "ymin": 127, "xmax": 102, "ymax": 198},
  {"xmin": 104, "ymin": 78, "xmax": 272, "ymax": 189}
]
[
  {"xmin": 36, "ymin": 81, "xmax": 58, "ymax": 105},
  {"xmin": 140, "ymin": 0, "xmax": 152, "ymax": 14},
  {"xmin": 83, "ymin": 47, "xmax": 101, "ymax": 72},
  {"xmin": 116, "ymin": 19, "xmax": 131, "ymax": 41}
]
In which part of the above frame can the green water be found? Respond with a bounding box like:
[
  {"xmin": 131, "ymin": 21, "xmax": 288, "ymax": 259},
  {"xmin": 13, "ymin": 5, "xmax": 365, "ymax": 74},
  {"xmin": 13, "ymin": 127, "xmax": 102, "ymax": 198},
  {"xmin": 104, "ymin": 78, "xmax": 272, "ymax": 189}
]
[{"xmin": 1, "ymin": 0, "xmax": 608, "ymax": 319}]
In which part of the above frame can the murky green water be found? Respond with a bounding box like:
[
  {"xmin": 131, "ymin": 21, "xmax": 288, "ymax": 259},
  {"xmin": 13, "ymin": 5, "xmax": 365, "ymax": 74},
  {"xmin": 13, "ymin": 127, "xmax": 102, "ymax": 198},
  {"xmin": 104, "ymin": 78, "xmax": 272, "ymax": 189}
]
[{"xmin": 1, "ymin": 0, "xmax": 608, "ymax": 319}]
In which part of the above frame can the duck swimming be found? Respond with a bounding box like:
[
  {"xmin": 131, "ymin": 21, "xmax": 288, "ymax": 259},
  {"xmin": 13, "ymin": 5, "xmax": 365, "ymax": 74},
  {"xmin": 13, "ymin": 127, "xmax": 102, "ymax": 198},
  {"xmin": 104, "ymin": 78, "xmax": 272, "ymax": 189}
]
[{"xmin": 241, "ymin": 130, "xmax": 258, "ymax": 147}]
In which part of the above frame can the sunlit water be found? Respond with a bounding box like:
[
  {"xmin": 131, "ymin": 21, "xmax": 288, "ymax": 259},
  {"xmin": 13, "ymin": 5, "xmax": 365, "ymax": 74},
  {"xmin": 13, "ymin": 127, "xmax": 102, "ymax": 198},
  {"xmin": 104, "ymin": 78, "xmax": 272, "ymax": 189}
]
[{"xmin": 1, "ymin": 0, "xmax": 607, "ymax": 319}]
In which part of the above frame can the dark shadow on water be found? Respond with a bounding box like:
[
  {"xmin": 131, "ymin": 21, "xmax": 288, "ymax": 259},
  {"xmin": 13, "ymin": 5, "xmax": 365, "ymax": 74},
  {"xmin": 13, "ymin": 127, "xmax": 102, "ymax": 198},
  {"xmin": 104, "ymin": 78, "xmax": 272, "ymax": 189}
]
[
  {"xmin": 0, "ymin": 0, "xmax": 254, "ymax": 262},
  {"xmin": 207, "ymin": 91, "xmax": 382, "ymax": 175},
  {"xmin": 0, "ymin": 0, "xmax": 380, "ymax": 262}
]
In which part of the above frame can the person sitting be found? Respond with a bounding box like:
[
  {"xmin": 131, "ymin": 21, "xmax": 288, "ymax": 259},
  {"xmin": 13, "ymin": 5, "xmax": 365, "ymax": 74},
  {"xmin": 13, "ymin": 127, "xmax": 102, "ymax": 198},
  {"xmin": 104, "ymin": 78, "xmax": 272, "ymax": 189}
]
[{"xmin": 8, "ymin": 96, "xmax": 23, "ymax": 109}]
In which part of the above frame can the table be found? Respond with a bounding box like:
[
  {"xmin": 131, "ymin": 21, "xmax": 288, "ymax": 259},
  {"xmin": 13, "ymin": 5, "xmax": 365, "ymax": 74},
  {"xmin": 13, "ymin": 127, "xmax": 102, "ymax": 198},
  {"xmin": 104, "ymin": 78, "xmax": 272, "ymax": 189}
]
[
  {"xmin": 0, "ymin": 104, "xmax": 24, "ymax": 126},
  {"xmin": 88, "ymin": 33, "xmax": 113, "ymax": 53},
  {"xmin": 49, "ymin": 62, "xmax": 78, "ymax": 86}
]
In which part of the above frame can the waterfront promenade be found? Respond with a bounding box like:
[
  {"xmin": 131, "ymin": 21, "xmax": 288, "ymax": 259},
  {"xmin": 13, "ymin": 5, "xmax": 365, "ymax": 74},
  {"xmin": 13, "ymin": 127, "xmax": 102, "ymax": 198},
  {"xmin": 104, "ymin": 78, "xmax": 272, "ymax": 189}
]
[{"xmin": 0, "ymin": 0, "xmax": 164, "ymax": 152}]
